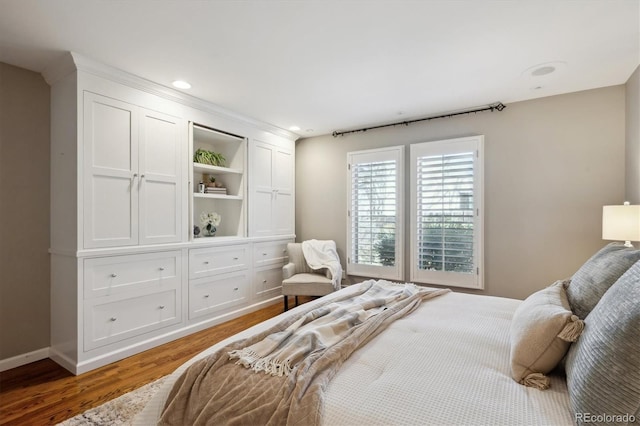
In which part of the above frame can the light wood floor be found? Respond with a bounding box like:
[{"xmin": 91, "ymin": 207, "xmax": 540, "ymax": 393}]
[{"xmin": 0, "ymin": 297, "xmax": 310, "ymax": 426}]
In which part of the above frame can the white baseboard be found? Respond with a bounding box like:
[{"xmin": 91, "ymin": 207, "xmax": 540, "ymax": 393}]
[{"xmin": 0, "ymin": 347, "xmax": 50, "ymax": 372}]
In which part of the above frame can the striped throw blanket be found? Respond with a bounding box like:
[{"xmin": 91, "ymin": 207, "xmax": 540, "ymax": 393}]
[
  {"xmin": 229, "ymin": 280, "xmax": 423, "ymax": 376},
  {"xmin": 159, "ymin": 280, "xmax": 449, "ymax": 426}
]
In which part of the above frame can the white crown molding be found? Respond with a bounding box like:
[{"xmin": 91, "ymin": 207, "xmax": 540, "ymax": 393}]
[
  {"xmin": 41, "ymin": 51, "xmax": 76, "ymax": 86},
  {"xmin": 42, "ymin": 51, "xmax": 298, "ymax": 141}
]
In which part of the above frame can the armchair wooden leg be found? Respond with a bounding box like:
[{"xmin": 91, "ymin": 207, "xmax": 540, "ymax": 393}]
[{"xmin": 284, "ymin": 295, "xmax": 289, "ymax": 311}]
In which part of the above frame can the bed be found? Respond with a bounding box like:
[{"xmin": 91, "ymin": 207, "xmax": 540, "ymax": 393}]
[{"xmin": 135, "ymin": 243, "xmax": 640, "ymax": 426}]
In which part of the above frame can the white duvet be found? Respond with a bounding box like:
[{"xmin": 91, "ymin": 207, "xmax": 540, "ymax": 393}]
[{"xmin": 135, "ymin": 286, "xmax": 574, "ymax": 425}]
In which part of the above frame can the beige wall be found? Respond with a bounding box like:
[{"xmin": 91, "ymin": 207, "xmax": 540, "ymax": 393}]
[
  {"xmin": 0, "ymin": 63, "xmax": 50, "ymax": 359},
  {"xmin": 295, "ymin": 86, "xmax": 626, "ymax": 300},
  {"xmin": 626, "ymin": 66, "xmax": 640, "ymax": 203}
]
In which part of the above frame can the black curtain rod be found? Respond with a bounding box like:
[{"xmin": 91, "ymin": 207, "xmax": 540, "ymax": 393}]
[{"xmin": 332, "ymin": 102, "xmax": 506, "ymax": 137}]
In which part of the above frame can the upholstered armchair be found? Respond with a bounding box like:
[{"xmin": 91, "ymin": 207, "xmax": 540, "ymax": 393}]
[{"xmin": 282, "ymin": 241, "xmax": 341, "ymax": 311}]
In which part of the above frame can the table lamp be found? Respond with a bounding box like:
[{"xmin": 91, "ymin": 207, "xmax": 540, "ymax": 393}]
[{"xmin": 602, "ymin": 201, "xmax": 640, "ymax": 248}]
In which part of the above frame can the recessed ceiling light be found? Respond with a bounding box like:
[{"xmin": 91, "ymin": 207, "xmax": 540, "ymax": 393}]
[
  {"xmin": 531, "ymin": 66, "xmax": 556, "ymax": 76},
  {"xmin": 522, "ymin": 61, "xmax": 567, "ymax": 79},
  {"xmin": 172, "ymin": 80, "xmax": 191, "ymax": 89},
  {"xmin": 289, "ymin": 126, "xmax": 301, "ymax": 131}
]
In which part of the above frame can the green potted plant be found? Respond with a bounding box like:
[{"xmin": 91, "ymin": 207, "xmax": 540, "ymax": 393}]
[{"xmin": 194, "ymin": 149, "xmax": 226, "ymax": 167}]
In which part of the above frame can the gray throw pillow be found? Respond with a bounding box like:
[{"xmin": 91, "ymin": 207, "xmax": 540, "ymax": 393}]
[
  {"xmin": 567, "ymin": 243, "xmax": 640, "ymax": 319},
  {"xmin": 565, "ymin": 260, "xmax": 640, "ymax": 425}
]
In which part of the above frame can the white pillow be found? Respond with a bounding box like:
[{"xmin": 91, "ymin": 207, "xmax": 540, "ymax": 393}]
[{"xmin": 509, "ymin": 280, "xmax": 584, "ymax": 389}]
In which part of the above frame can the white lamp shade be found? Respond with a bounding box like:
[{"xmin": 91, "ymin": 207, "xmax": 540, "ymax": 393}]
[{"xmin": 602, "ymin": 204, "xmax": 640, "ymax": 242}]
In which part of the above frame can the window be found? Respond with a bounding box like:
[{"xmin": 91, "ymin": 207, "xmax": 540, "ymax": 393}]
[
  {"xmin": 410, "ymin": 136, "xmax": 484, "ymax": 289},
  {"xmin": 347, "ymin": 146, "xmax": 404, "ymax": 280}
]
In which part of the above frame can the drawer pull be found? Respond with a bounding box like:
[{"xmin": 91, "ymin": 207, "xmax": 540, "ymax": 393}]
[
  {"xmin": 204, "ymin": 294, "xmax": 210, "ymax": 298},
  {"xmin": 262, "ymin": 279, "xmax": 267, "ymax": 284},
  {"xmin": 159, "ymin": 305, "xmax": 165, "ymax": 310},
  {"xmin": 110, "ymin": 317, "xmax": 117, "ymax": 322},
  {"xmin": 159, "ymin": 267, "xmax": 165, "ymax": 271},
  {"xmin": 233, "ymin": 287, "xmax": 239, "ymax": 291},
  {"xmin": 110, "ymin": 273, "xmax": 117, "ymax": 278},
  {"xmin": 204, "ymin": 261, "xmax": 210, "ymax": 265},
  {"xmin": 233, "ymin": 257, "xmax": 239, "ymax": 260},
  {"xmin": 262, "ymin": 252, "xmax": 267, "ymax": 256}
]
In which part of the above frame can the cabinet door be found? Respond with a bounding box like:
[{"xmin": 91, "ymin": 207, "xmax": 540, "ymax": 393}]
[
  {"xmin": 250, "ymin": 142, "xmax": 275, "ymax": 237},
  {"xmin": 249, "ymin": 141, "xmax": 294, "ymax": 237},
  {"xmin": 273, "ymin": 147, "xmax": 294, "ymax": 235},
  {"xmin": 138, "ymin": 109, "xmax": 184, "ymax": 244},
  {"xmin": 83, "ymin": 92, "xmax": 139, "ymax": 248}
]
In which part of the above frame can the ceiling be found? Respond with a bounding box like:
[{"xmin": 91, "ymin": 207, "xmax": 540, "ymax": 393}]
[{"xmin": 1, "ymin": 1, "xmax": 638, "ymax": 137}]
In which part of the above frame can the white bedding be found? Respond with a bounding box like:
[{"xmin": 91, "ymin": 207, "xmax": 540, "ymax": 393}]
[{"xmin": 135, "ymin": 285, "xmax": 574, "ymax": 425}]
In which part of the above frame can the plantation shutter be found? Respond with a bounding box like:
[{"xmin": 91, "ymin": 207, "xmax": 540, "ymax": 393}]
[
  {"xmin": 347, "ymin": 146, "xmax": 404, "ymax": 280},
  {"xmin": 416, "ymin": 152, "xmax": 475, "ymax": 274},
  {"xmin": 410, "ymin": 136, "xmax": 484, "ymax": 289}
]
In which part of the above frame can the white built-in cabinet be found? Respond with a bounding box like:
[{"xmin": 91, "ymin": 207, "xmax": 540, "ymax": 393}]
[
  {"xmin": 46, "ymin": 53, "xmax": 296, "ymax": 375},
  {"xmin": 83, "ymin": 92, "xmax": 184, "ymax": 248},
  {"xmin": 249, "ymin": 140, "xmax": 295, "ymax": 237}
]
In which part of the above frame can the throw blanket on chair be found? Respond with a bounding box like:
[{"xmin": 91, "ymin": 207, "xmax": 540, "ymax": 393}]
[
  {"xmin": 301, "ymin": 239, "xmax": 342, "ymax": 290},
  {"xmin": 158, "ymin": 280, "xmax": 449, "ymax": 426}
]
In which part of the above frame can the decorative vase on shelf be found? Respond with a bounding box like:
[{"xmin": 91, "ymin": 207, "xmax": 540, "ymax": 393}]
[
  {"xmin": 204, "ymin": 225, "xmax": 216, "ymax": 237},
  {"xmin": 200, "ymin": 211, "xmax": 221, "ymax": 237}
]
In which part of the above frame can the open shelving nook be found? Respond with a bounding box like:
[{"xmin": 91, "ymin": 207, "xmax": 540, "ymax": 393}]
[{"xmin": 189, "ymin": 123, "xmax": 247, "ymax": 240}]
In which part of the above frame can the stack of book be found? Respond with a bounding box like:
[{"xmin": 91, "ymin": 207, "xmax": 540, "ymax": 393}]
[{"xmin": 205, "ymin": 186, "xmax": 227, "ymax": 195}]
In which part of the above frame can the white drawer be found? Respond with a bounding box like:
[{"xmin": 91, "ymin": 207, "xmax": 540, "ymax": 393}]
[
  {"xmin": 189, "ymin": 244, "xmax": 249, "ymax": 279},
  {"xmin": 189, "ymin": 271, "xmax": 250, "ymax": 320},
  {"xmin": 253, "ymin": 240, "xmax": 291, "ymax": 267},
  {"xmin": 253, "ymin": 266, "xmax": 284, "ymax": 299},
  {"xmin": 84, "ymin": 288, "xmax": 181, "ymax": 351},
  {"xmin": 84, "ymin": 251, "xmax": 181, "ymax": 299}
]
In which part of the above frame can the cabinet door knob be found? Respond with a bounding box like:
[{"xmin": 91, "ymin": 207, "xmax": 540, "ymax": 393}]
[
  {"xmin": 233, "ymin": 287, "xmax": 239, "ymax": 291},
  {"xmin": 159, "ymin": 267, "xmax": 165, "ymax": 271},
  {"xmin": 110, "ymin": 317, "xmax": 117, "ymax": 322},
  {"xmin": 233, "ymin": 257, "xmax": 239, "ymax": 260},
  {"xmin": 204, "ymin": 261, "xmax": 209, "ymax": 264},
  {"xmin": 141, "ymin": 174, "xmax": 145, "ymax": 178},
  {"xmin": 262, "ymin": 252, "xmax": 267, "ymax": 256},
  {"xmin": 110, "ymin": 273, "xmax": 117, "ymax": 278},
  {"xmin": 159, "ymin": 305, "xmax": 165, "ymax": 309},
  {"xmin": 204, "ymin": 294, "xmax": 210, "ymax": 298},
  {"xmin": 262, "ymin": 279, "xmax": 267, "ymax": 284}
]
